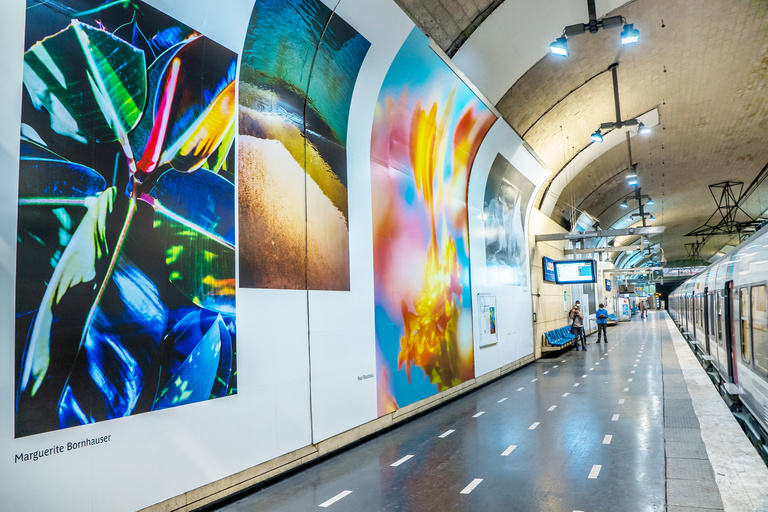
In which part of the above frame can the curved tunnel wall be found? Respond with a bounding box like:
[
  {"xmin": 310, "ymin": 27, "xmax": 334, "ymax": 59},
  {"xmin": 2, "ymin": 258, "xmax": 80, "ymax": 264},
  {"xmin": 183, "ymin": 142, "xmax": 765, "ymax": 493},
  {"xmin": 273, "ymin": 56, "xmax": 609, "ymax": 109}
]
[{"xmin": 0, "ymin": 1, "xmax": 551, "ymax": 510}]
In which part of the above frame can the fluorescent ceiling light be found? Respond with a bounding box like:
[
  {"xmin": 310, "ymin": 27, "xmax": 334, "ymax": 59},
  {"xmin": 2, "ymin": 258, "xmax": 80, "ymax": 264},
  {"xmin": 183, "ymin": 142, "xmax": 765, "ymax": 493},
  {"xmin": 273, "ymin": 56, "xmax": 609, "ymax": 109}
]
[
  {"xmin": 638, "ymin": 122, "xmax": 651, "ymax": 135},
  {"xmin": 647, "ymin": 198, "xmax": 654, "ymax": 205},
  {"xmin": 628, "ymin": 179, "xmax": 638, "ymax": 185},
  {"xmin": 550, "ymin": 37, "xmax": 568, "ymax": 57},
  {"xmin": 591, "ymin": 130, "xmax": 603, "ymax": 142},
  {"xmin": 620, "ymin": 201, "xmax": 628, "ymax": 208},
  {"xmin": 620, "ymin": 24, "xmax": 640, "ymax": 45}
]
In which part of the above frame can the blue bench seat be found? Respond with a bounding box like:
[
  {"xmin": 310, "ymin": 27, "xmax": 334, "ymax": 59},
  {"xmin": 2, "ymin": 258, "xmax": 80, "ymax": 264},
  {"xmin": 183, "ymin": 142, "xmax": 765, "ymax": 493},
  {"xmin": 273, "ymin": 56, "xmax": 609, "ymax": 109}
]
[{"xmin": 545, "ymin": 326, "xmax": 576, "ymax": 346}]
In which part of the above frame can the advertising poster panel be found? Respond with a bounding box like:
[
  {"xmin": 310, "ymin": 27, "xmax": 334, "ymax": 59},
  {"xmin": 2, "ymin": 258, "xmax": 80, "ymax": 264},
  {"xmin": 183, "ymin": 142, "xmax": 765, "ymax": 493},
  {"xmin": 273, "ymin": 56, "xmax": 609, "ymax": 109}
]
[
  {"xmin": 238, "ymin": 0, "xmax": 370, "ymax": 291},
  {"xmin": 15, "ymin": 0, "xmax": 237, "ymax": 438},
  {"xmin": 370, "ymin": 28, "xmax": 496, "ymax": 415}
]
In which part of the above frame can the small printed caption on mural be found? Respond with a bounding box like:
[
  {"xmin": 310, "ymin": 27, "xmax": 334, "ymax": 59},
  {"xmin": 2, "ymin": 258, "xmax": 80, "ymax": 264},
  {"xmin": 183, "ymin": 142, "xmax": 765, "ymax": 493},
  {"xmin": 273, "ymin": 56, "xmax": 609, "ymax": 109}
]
[
  {"xmin": 14, "ymin": 435, "xmax": 112, "ymax": 463},
  {"xmin": 357, "ymin": 374, "xmax": 373, "ymax": 381}
]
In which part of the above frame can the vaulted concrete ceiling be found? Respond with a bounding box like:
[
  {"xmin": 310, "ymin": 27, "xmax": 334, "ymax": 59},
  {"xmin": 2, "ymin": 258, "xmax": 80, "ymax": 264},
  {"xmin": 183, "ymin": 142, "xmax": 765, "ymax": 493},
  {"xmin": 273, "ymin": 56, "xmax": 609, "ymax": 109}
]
[{"xmin": 394, "ymin": 0, "xmax": 768, "ymax": 265}]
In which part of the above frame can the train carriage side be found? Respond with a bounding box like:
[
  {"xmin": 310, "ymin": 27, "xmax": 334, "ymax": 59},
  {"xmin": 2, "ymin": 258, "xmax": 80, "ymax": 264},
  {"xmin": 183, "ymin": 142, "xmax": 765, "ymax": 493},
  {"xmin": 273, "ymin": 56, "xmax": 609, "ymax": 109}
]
[
  {"xmin": 730, "ymin": 230, "xmax": 768, "ymax": 435},
  {"xmin": 670, "ymin": 224, "xmax": 768, "ymax": 439}
]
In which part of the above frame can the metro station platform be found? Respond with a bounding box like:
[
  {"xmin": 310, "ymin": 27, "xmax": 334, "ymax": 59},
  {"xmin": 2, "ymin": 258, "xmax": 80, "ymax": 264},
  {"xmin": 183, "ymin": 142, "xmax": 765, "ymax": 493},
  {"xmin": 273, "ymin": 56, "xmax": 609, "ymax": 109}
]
[{"xmin": 209, "ymin": 313, "xmax": 768, "ymax": 512}]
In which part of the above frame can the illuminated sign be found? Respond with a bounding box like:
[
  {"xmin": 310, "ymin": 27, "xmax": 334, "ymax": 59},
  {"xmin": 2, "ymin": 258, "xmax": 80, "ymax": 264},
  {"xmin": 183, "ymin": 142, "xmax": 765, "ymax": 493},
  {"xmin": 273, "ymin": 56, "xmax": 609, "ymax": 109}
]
[
  {"xmin": 553, "ymin": 259, "xmax": 597, "ymax": 284},
  {"xmin": 543, "ymin": 256, "xmax": 556, "ymax": 283}
]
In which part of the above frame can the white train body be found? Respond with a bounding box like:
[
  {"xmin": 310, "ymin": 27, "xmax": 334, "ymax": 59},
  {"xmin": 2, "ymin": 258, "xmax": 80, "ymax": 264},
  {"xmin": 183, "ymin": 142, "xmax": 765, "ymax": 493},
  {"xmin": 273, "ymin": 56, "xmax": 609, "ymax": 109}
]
[{"xmin": 669, "ymin": 225, "xmax": 768, "ymax": 433}]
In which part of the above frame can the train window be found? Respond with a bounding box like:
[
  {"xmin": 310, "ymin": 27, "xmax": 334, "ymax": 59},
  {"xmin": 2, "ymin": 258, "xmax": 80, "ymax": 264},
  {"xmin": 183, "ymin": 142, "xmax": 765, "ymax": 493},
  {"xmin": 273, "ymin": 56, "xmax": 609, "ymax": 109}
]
[
  {"xmin": 751, "ymin": 285, "xmax": 768, "ymax": 374},
  {"xmin": 741, "ymin": 288, "xmax": 751, "ymax": 362},
  {"xmin": 717, "ymin": 294, "xmax": 723, "ymax": 345}
]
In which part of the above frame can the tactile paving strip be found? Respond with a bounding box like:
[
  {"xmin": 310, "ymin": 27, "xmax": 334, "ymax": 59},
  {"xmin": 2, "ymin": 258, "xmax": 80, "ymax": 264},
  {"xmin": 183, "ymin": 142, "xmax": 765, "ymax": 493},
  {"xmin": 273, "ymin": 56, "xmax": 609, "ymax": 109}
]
[
  {"xmin": 661, "ymin": 327, "xmax": 724, "ymax": 511},
  {"xmin": 667, "ymin": 479, "xmax": 724, "ymax": 510},
  {"xmin": 664, "ymin": 399, "xmax": 697, "ymax": 417},
  {"xmin": 665, "ymin": 440, "xmax": 709, "ymax": 459},
  {"xmin": 664, "ymin": 428, "xmax": 705, "ymax": 443},
  {"xmin": 667, "ymin": 458, "xmax": 717, "ymax": 481},
  {"xmin": 665, "ymin": 414, "xmax": 701, "ymax": 429}
]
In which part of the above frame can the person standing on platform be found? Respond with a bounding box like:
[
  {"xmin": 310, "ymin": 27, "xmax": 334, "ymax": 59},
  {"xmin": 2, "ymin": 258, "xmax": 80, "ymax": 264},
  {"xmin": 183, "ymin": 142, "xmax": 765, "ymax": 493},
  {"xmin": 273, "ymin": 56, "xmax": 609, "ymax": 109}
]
[
  {"xmin": 596, "ymin": 303, "xmax": 608, "ymax": 343},
  {"xmin": 570, "ymin": 301, "xmax": 587, "ymax": 344},
  {"xmin": 570, "ymin": 304, "xmax": 586, "ymax": 351},
  {"xmin": 639, "ymin": 300, "xmax": 647, "ymax": 319}
]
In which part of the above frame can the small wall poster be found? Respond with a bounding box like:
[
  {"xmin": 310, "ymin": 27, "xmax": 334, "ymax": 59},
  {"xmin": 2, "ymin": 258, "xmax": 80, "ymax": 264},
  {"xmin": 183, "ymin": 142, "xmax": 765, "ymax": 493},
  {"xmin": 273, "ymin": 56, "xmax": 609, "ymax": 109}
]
[{"xmin": 478, "ymin": 294, "xmax": 498, "ymax": 347}]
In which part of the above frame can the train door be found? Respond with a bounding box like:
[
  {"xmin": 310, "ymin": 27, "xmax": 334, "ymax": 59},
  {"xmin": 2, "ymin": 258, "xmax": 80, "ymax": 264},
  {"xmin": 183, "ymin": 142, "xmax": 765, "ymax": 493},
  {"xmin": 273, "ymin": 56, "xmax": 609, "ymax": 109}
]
[
  {"xmin": 684, "ymin": 295, "xmax": 690, "ymax": 332},
  {"xmin": 703, "ymin": 287, "xmax": 710, "ymax": 354},
  {"xmin": 724, "ymin": 282, "xmax": 735, "ymax": 383},
  {"xmin": 692, "ymin": 294, "xmax": 697, "ymax": 339}
]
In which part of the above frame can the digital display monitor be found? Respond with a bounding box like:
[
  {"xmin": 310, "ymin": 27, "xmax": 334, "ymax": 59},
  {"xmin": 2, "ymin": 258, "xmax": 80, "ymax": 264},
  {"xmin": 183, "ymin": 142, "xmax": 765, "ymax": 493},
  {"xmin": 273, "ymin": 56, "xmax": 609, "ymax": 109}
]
[
  {"xmin": 553, "ymin": 259, "xmax": 597, "ymax": 284},
  {"xmin": 605, "ymin": 278, "xmax": 612, "ymax": 291},
  {"xmin": 542, "ymin": 256, "xmax": 556, "ymax": 283}
]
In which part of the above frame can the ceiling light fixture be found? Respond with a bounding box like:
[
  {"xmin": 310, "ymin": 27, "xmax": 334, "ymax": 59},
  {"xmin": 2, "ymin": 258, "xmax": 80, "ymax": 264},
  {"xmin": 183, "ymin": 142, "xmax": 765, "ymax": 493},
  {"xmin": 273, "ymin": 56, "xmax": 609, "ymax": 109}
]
[
  {"xmin": 637, "ymin": 122, "xmax": 651, "ymax": 135},
  {"xmin": 649, "ymin": 214, "xmax": 656, "ymax": 222},
  {"xmin": 550, "ymin": 2, "xmax": 637, "ymax": 57},
  {"xmin": 591, "ymin": 129, "xmax": 603, "ymax": 143},
  {"xmin": 620, "ymin": 200, "xmax": 628, "ymax": 208},
  {"xmin": 620, "ymin": 24, "xmax": 640, "ymax": 45},
  {"xmin": 549, "ymin": 36, "xmax": 569, "ymax": 56},
  {"xmin": 647, "ymin": 198, "xmax": 654, "ymax": 205},
  {"xmin": 628, "ymin": 179, "xmax": 638, "ymax": 186}
]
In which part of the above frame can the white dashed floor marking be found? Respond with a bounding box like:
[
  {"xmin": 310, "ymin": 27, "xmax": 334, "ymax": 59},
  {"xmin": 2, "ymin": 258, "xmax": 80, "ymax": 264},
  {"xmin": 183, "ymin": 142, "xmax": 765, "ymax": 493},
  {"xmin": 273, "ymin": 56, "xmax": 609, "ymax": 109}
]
[
  {"xmin": 439, "ymin": 429, "xmax": 455, "ymax": 438},
  {"xmin": 390, "ymin": 455, "xmax": 414, "ymax": 467},
  {"xmin": 460, "ymin": 479, "xmax": 483, "ymax": 494},
  {"xmin": 501, "ymin": 445, "xmax": 517, "ymax": 456},
  {"xmin": 548, "ymin": 405, "xmax": 557, "ymax": 412},
  {"xmin": 472, "ymin": 411, "xmax": 485, "ymax": 418},
  {"xmin": 612, "ymin": 414, "xmax": 620, "ymax": 421},
  {"xmin": 588, "ymin": 465, "xmax": 602, "ymax": 479},
  {"xmin": 603, "ymin": 435, "xmax": 613, "ymax": 445},
  {"xmin": 529, "ymin": 422, "xmax": 540, "ymax": 430},
  {"xmin": 319, "ymin": 491, "xmax": 353, "ymax": 508}
]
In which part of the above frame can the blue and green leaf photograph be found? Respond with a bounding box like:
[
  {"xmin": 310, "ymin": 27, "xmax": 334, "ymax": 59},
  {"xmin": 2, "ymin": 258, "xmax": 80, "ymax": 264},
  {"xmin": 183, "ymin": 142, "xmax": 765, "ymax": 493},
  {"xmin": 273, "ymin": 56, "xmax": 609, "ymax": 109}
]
[{"xmin": 15, "ymin": 0, "xmax": 237, "ymax": 438}]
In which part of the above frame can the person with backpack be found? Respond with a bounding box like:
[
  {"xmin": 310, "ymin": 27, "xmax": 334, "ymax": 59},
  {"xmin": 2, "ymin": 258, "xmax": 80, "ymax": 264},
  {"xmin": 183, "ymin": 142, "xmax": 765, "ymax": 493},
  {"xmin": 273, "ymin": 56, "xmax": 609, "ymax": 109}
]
[{"xmin": 570, "ymin": 304, "xmax": 586, "ymax": 351}]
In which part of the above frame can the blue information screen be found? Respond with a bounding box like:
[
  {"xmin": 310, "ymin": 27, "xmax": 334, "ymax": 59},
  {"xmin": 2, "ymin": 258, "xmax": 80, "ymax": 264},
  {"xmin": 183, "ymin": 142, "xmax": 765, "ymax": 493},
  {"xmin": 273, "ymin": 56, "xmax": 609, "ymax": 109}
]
[
  {"xmin": 605, "ymin": 278, "xmax": 612, "ymax": 291},
  {"xmin": 553, "ymin": 259, "xmax": 596, "ymax": 284},
  {"xmin": 542, "ymin": 256, "xmax": 556, "ymax": 283}
]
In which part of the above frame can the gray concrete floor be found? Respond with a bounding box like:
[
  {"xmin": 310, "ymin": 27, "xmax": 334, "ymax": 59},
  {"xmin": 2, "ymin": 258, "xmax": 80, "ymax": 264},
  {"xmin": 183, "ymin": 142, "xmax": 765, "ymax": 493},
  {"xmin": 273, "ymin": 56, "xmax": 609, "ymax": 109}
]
[{"xmin": 208, "ymin": 313, "xmax": 757, "ymax": 512}]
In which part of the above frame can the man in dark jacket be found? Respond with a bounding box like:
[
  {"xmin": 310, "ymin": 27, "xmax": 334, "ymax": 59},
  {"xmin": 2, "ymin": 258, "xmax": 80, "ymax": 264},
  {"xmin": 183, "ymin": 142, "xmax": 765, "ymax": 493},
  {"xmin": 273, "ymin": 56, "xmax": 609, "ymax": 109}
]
[{"xmin": 570, "ymin": 305, "xmax": 586, "ymax": 351}]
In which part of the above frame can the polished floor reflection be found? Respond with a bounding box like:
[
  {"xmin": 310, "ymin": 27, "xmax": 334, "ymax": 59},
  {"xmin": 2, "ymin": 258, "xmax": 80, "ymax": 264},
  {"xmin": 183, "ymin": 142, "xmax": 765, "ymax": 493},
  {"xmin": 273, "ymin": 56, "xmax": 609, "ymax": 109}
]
[{"xmin": 213, "ymin": 315, "xmax": 672, "ymax": 512}]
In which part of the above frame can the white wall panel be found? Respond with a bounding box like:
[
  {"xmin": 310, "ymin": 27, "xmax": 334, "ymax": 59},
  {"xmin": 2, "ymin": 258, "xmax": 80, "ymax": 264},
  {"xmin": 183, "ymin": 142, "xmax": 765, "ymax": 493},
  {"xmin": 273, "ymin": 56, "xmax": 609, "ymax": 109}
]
[
  {"xmin": 305, "ymin": 0, "xmax": 413, "ymax": 443},
  {"xmin": 467, "ymin": 121, "xmax": 550, "ymax": 376}
]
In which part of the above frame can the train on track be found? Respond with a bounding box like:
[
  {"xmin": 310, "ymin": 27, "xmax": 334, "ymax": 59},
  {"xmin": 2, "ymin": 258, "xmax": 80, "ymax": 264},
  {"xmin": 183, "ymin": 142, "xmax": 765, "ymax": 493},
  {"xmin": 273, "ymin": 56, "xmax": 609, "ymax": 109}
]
[{"xmin": 669, "ymin": 225, "xmax": 768, "ymax": 457}]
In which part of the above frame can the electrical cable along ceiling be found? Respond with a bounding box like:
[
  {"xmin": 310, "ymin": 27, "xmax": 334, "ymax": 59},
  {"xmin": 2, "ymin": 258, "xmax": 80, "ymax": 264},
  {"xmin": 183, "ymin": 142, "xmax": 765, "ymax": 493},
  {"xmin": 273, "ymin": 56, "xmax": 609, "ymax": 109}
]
[{"xmin": 394, "ymin": 0, "xmax": 768, "ymax": 265}]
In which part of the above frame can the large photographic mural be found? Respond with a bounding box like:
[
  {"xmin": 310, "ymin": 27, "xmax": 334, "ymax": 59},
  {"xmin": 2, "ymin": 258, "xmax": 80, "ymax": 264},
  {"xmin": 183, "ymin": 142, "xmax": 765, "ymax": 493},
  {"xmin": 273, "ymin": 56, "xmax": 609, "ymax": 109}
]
[
  {"xmin": 15, "ymin": 0, "xmax": 237, "ymax": 437},
  {"xmin": 484, "ymin": 153, "xmax": 535, "ymax": 285},
  {"xmin": 238, "ymin": 0, "xmax": 370, "ymax": 291},
  {"xmin": 371, "ymin": 29, "xmax": 497, "ymax": 415}
]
